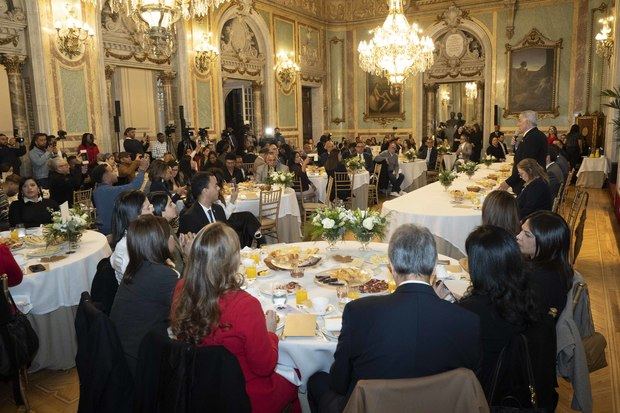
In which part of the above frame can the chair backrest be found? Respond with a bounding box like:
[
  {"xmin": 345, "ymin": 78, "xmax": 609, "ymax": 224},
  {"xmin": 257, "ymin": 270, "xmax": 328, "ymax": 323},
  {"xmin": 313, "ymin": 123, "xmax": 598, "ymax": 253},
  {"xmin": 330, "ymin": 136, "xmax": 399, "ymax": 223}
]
[
  {"xmin": 258, "ymin": 188, "xmax": 282, "ymax": 221},
  {"xmin": 343, "ymin": 368, "xmax": 488, "ymax": 413},
  {"xmin": 291, "ymin": 177, "xmax": 303, "ymax": 193},
  {"xmin": 241, "ymin": 162, "xmax": 254, "ymax": 176},
  {"xmin": 334, "ymin": 171, "xmax": 353, "ymax": 199},
  {"xmin": 373, "ymin": 162, "xmax": 382, "ymax": 176},
  {"xmin": 74, "ymin": 188, "xmax": 93, "ymax": 208},
  {"xmin": 566, "ymin": 189, "xmax": 589, "ymax": 231},
  {"xmin": 571, "ymin": 205, "xmax": 587, "ymax": 265},
  {"xmin": 325, "ymin": 177, "xmax": 334, "ymax": 207},
  {"xmin": 434, "ymin": 154, "xmax": 444, "ymax": 172},
  {"xmin": 572, "ymin": 281, "xmax": 586, "ymax": 309},
  {"xmin": 134, "ymin": 330, "xmax": 251, "ymax": 413},
  {"xmin": 552, "ymin": 181, "xmax": 564, "ymax": 213},
  {"xmin": 90, "ymin": 258, "xmax": 119, "ymax": 316}
]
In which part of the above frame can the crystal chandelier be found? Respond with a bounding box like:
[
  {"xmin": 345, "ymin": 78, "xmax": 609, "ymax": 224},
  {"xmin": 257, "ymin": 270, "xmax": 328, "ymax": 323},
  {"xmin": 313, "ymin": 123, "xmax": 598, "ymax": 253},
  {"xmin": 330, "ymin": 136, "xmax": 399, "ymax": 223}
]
[
  {"xmin": 358, "ymin": 0, "xmax": 434, "ymax": 89},
  {"xmin": 595, "ymin": 15, "xmax": 615, "ymax": 62},
  {"xmin": 55, "ymin": 3, "xmax": 95, "ymax": 59},
  {"xmin": 275, "ymin": 51, "xmax": 301, "ymax": 94},
  {"xmin": 195, "ymin": 32, "xmax": 219, "ymax": 73},
  {"xmin": 465, "ymin": 82, "xmax": 478, "ymax": 100}
]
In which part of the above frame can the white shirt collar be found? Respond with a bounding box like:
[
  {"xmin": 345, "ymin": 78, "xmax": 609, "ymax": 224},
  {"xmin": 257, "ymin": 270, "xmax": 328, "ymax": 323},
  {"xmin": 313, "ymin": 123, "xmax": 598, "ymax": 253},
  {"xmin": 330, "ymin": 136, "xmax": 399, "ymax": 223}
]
[
  {"xmin": 399, "ymin": 279, "xmax": 431, "ymax": 287},
  {"xmin": 198, "ymin": 201, "xmax": 213, "ymax": 216},
  {"xmin": 546, "ymin": 162, "xmax": 555, "ymax": 169},
  {"xmin": 523, "ymin": 127, "xmax": 535, "ymax": 137},
  {"xmin": 24, "ymin": 196, "xmax": 42, "ymax": 203}
]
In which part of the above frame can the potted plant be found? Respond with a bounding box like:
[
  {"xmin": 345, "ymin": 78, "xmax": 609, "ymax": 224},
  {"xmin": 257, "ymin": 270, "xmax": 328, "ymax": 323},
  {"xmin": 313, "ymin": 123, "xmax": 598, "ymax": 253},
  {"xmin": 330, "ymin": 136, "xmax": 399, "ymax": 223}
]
[
  {"xmin": 44, "ymin": 206, "xmax": 92, "ymax": 250},
  {"xmin": 265, "ymin": 171, "xmax": 295, "ymax": 189},
  {"xmin": 481, "ymin": 154, "xmax": 496, "ymax": 168},
  {"xmin": 345, "ymin": 156, "xmax": 366, "ymax": 172},
  {"xmin": 403, "ymin": 148, "xmax": 417, "ymax": 161}
]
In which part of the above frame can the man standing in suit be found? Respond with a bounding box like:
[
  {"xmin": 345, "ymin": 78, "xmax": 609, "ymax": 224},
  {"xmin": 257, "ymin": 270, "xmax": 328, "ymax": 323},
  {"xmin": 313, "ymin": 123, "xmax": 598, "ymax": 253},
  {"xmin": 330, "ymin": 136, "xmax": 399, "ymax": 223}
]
[
  {"xmin": 488, "ymin": 124, "xmax": 504, "ymax": 145},
  {"xmin": 122, "ymin": 127, "xmax": 149, "ymax": 159},
  {"xmin": 178, "ymin": 172, "xmax": 224, "ymax": 234},
  {"xmin": 418, "ymin": 137, "xmax": 438, "ymax": 170},
  {"xmin": 307, "ymin": 224, "xmax": 481, "ymax": 412},
  {"xmin": 254, "ymin": 153, "xmax": 289, "ymax": 183},
  {"xmin": 499, "ymin": 110, "xmax": 548, "ymax": 194},
  {"xmin": 352, "ymin": 142, "xmax": 373, "ymax": 172},
  {"xmin": 546, "ymin": 145, "xmax": 565, "ymax": 200}
]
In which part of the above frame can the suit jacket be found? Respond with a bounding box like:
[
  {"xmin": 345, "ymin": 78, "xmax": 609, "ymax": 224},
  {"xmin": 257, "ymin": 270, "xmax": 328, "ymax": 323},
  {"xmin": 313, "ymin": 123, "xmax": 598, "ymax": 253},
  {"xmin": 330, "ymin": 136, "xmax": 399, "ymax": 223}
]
[
  {"xmin": 254, "ymin": 163, "xmax": 289, "ymax": 183},
  {"xmin": 418, "ymin": 146, "xmax": 438, "ymax": 170},
  {"xmin": 556, "ymin": 154, "xmax": 570, "ymax": 177},
  {"xmin": 546, "ymin": 162, "xmax": 564, "ymax": 199},
  {"xmin": 178, "ymin": 202, "xmax": 226, "ymax": 234},
  {"xmin": 329, "ymin": 283, "xmax": 480, "ymax": 400},
  {"xmin": 123, "ymin": 138, "xmax": 147, "ymax": 159},
  {"xmin": 506, "ymin": 127, "xmax": 548, "ymax": 191},
  {"xmin": 517, "ymin": 177, "xmax": 552, "ymax": 219},
  {"xmin": 222, "ymin": 167, "xmax": 246, "ymax": 183},
  {"xmin": 486, "ymin": 144, "xmax": 505, "ymax": 161}
]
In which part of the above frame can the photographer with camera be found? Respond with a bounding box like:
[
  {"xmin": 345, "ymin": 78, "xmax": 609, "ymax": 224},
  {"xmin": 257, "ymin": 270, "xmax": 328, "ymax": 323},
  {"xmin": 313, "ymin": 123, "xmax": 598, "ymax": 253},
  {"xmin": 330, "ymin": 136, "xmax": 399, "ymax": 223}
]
[
  {"xmin": 0, "ymin": 132, "xmax": 26, "ymax": 174},
  {"xmin": 28, "ymin": 132, "xmax": 61, "ymax": 189},
  {"xmin": 176, "ymin": 130, "xmax": 197, "ymax": 161}
]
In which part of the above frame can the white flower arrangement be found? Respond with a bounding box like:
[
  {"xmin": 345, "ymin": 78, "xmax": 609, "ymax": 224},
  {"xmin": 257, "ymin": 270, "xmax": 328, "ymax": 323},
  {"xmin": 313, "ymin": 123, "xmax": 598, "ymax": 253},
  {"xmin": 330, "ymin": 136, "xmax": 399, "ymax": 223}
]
[
  {"xmin": 44, "ymin": 206, "xmax": 91, "ymax": 246},
  {"xmin": 482, "ymin": 154, "xmax": 496, "ymax": 166},
  {"xmin": 265, "ymin": 170, "xmax": 296, "ymax": 187},
  {"xmin": 345, "ymin": 156, "xmax": 366, "ymax": 172},
  {"xmin": 403, "ymin": 148, "xmax": 417, "ymax": 161},
  {"xmin": 309, "ymin": 206, "xmax": 352, "ymax": 242},
  {"xmin": 346, "ymin": 209, "xmax": 389, "ymax": 246}
]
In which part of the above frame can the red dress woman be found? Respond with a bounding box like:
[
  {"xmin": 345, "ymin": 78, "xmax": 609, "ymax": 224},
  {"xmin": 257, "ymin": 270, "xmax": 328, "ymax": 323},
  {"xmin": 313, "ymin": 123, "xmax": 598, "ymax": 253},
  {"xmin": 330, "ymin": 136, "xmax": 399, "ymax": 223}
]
[
  {"xmin": 0, "ymin": 244, "xmax": 23, "ymax": 287},
  {"xmin": 77, "ymin": 133, "xmax": 100, "ymax": 167}
]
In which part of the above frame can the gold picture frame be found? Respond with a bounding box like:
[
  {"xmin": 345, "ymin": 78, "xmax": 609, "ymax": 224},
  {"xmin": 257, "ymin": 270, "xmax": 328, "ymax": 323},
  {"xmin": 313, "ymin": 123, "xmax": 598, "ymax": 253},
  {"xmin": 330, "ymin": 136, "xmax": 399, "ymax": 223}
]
[
  {"xmin": 503, "ymin": 28, "xmax": 562, "ymax": 118},
  {"xmin": 363, "ymin": 74, "xmax": 405, "ymax": 125}
]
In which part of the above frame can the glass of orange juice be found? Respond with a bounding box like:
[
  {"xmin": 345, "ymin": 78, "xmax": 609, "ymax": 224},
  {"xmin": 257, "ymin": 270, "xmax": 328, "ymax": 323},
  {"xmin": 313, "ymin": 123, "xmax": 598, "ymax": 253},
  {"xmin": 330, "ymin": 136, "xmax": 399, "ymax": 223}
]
[
  {"xmin": 388, "ymin": 280, "xmax": 396, "ymax": 293},
  {"xmin": 295, "ymin": 288, "xmax": 308, "ymax": 306},
  {"xmin": 245, "ymin": 264, "xmax": 257, "ymax": 280},
  {"xmin": 251, "ymin": 251, "xmax": 261, "ymax": 264}
]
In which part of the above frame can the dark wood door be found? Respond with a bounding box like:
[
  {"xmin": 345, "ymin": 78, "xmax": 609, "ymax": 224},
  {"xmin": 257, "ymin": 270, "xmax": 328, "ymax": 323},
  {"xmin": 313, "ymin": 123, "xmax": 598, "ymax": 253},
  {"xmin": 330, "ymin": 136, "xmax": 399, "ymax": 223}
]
[
  {"xmin": 224, "ymin": 88, "xmax": 244, "ymax": 134},
  {"xmin": 302, "ymin": 86, "xmax": 313, "ymax": 141}
]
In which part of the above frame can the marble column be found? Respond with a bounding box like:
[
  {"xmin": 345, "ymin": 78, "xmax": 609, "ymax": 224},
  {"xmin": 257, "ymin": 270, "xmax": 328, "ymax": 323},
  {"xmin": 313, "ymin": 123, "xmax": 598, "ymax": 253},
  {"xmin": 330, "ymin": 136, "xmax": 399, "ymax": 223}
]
[
  {"xmin": 158, "ymin": 71, "xmax": 177, "ymax": 127},
  {"xmin": 252, "ymin": 80, "xmax": 264, "ymax": 138},
  {"xmin": 475, "ymin": 81, "xmax": 484, "ymax": 125},
  {"xmin": 1, "ymin": 55, "xmax": 28, "ymax": 136},
  {"xmin": 424, "ymin": 83, "xmax": 438, "ymax": 137},
  {"xmin": 105, "ymin": 65, "xmax": 116, "ymax": 140},
  {"xmin": 329, "ymin": 37, "xmax": 345, "ymax": 127}
]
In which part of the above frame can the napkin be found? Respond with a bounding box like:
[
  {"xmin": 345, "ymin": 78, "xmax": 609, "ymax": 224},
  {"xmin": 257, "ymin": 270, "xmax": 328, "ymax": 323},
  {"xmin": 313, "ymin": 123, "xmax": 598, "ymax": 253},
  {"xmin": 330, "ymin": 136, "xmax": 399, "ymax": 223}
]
[
  {"xmin": 283, "ymin": 313, "xmax": 317, "ymax": 337},
  {"xmin": 11, "ymin": 295, "xmax": 32, "ymax": 314},
  {"xmin": 324, "ymin": 317, "xmax": 342, "ymax": 332}
]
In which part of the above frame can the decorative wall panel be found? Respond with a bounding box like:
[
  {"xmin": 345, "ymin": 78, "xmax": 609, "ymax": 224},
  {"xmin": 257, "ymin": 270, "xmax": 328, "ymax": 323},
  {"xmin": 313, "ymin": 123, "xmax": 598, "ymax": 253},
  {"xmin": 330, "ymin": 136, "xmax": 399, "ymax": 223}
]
[
  {"xmin": 196, "ymin": 79, "xmax": 213, "ymax": 128},
  {"xmin": 59, "ymin": 67, "xmax": 89, "ymax": 133}
]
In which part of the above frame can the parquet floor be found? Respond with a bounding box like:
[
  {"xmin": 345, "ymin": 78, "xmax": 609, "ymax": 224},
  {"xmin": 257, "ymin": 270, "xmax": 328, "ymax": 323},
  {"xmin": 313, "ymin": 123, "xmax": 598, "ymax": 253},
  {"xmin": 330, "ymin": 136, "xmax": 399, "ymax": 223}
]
[{"xmin": 0, "ymin": 188, "xmax": 618, "ymax": 413}]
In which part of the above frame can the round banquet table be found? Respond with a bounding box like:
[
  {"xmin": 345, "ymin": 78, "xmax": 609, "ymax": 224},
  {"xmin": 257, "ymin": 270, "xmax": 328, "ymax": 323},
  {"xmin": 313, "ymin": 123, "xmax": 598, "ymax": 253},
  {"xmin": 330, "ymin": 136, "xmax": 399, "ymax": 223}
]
[
  {"xmin": 381, "ymin": 162, "xmax": 512, "ymax": 254},
  {"xmin": 8, "ymin": 230, "xmax": 112, "ymax": 371},
  {"xmin": 399, "ymin": 159, "xmax": 427, "ymax": 191},
  {"xmin": 243, "ymin": 241, "xmax": 469, "ymax": 389},
  {"xmin": 232, "ymin": 187, "xmax": 302, "ymax": 243},
  {"xmin": 308, "ymin": 170, "xmax": 370, "ymax": 210}
]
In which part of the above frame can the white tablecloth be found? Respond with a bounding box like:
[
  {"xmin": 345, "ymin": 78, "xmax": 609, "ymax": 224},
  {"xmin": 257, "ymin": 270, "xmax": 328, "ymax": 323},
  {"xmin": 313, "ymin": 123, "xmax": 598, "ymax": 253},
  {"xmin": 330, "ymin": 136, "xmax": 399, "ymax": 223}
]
[
  {"xmin": 244, "ymin": 241, "xmax": 464, "ymax": 388},
  {"xmin": 308, "ymin": 171, "xmax": 370, "ymax": 209},
  {"xmin": 400, "ymin": 159, "xmax": 427, "ymax": 191},
  {"xmin": 9, "ymin": 230, "xmax": 111, "ymax": 315},
  {"xmin": 381, "ymin": 163, "xmax": 510, "ymax": 253},
  {"xmin": 234, "ymin": 187, "xmax": 302, "ymax": 242},
  {"xmin": 576, "ymin": 156, "xmax": 610, "ymax": 188}
]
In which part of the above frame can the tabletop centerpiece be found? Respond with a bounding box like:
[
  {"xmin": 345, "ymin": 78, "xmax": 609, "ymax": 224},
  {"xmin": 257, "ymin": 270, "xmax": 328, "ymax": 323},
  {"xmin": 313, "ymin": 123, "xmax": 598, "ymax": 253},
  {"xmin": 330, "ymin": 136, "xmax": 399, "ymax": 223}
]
[
  {"xmin": 345, "ymin": 156, "xmax": 366, "ymax": 172},
  {"xmin": 403, "ymin": 148, "xmax": 417, "ymax": 162},
  {"xmin": 265, "ymin": 170, "xmax": 295, "ymax": 189},
  {"xmin": 438, "ymin": 169, "xmax": 458, "ymax": 191},
  {"xmin": 481, "ymin": 154, "xmax": 496, "ymax": 168},
  {"xmin": 437, "ymin": 141, "xmax": 451, "ymax": 155},
  {"xmin": 309, "ymin": 206, "xmax": 351, "ymax": 250},
  {"xmin": 458, "ymin": 161, "xmax": 479, "ymax": 180},
  {"xmin": 346, "ymin": 208, "xmax": 389, "ymax": 251},
  {"xmin": 43, "ymin": 206, "xmax": 91, "ymax": 249}
]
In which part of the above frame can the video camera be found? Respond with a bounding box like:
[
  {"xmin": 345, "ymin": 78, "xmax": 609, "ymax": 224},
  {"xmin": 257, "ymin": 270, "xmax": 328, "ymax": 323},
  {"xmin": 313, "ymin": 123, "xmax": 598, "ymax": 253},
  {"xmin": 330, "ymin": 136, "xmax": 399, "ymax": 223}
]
[
  {"xmin": 57, "ymin": 130, "xmax": 68, "ymax": 140},
  {"xmin": 165, "ymin": 123, "xmax": 176, "ymax": 138},
  {"xmin": 198, "ymin": 127, "xmax": 209, "ymax": 140}
]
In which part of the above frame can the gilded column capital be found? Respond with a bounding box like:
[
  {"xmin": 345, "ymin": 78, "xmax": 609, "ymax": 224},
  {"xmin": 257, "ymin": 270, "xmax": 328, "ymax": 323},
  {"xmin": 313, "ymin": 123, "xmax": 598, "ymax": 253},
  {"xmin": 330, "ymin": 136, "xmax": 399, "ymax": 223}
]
[
  {"xmin": 423, "ymin": 83, "xmax": 439, "ymax": 93},
  {"xmin": 105, "ymin": 65, "xmax": 116, "ymax": 80},
  {"xmin": 251, "ymin": 80, "xmax": 264, "ymax": 89},
  {"xmin": 0, "ymin": 54, "xmax": 27, "ymax": 75},
  {"xmin": 158, "ymin": 71, "xmax": 177, "ymax": 84}
]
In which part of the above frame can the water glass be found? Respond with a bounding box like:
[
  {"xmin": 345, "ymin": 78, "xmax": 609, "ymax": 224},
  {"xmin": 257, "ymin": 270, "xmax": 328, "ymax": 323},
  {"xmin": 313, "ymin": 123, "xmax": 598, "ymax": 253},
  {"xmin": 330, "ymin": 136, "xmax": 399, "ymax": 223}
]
[{"xmin": 271, "ymin": 284, "xmax": 288, "ymax": 309}]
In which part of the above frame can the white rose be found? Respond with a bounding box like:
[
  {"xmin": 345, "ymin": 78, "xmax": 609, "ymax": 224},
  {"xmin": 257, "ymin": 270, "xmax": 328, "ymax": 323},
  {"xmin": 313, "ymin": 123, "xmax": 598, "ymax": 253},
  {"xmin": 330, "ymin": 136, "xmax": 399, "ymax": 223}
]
[
  {"xmin": 322, "ymin": 218, "xmax": 335, "ymax": 229},
  {"xmin": 280, "ymin": 175, "xmax": 286, "ymax": 182},
  {"xmin": 362, "ymin": 217, "xmax": 375, "ymax": 230}
]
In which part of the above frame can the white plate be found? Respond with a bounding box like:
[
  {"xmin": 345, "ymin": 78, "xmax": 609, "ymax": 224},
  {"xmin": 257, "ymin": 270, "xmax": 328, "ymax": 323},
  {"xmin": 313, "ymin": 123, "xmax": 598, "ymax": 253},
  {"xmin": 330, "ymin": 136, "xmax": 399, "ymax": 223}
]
[
  {"xmin": 258, "ymin": 281, "xmax": 301, "ymax": 296},
  {"xmin": 298, "ymin": 303, "xmax": 336, "ymax": 317},
  {"xmin": 26, "ymin": 245, "xmax": 62, "ymax": 257}
]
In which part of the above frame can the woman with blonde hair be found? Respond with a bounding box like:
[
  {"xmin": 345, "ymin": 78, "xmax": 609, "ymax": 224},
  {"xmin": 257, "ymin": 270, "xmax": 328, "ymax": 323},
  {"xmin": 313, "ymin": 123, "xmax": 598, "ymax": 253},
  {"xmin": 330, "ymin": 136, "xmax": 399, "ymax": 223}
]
[
  {"xmin": 171, "ymin": 223, "xmax": 299, "ymax": 412},
  {"xmin": 515, "ymin": 158, "xmax": 552, "ymax": 219}
]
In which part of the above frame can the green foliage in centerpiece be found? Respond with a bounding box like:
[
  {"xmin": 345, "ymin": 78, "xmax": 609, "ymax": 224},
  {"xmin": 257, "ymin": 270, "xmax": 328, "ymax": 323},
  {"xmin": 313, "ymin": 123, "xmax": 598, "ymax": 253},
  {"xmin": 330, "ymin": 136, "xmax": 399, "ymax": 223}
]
[
  {"xmin": 482, "ymin": 154, "xmax": 496, "ymax": 166},
  {"xmin": 345, "ymin": 208, "xmax": 389, "ymax": 244},
  {"xmin": 438, "ymin": 169, "xmax": 458, "ymax": 188},
  {"xmin": 345, "ymin": 156, "xmax": 366, "ymax": 172},
  {"xmin": 457, "ymin": 161, "xmax": 479, "ymax": 177},
  {"xmin": 309, "ymin": 206, "xmax": 351, "ymax": 241},
  {"xmin": 44, "ymin": 206, "xmax": 91, "ymax": 246},
  {"xmin": 403, "ymin": 148, "xmax": 417, "ymax": 161},
  {"xmin": 265, "ymin": 171, "xmax": 295, "ymax": 187}
]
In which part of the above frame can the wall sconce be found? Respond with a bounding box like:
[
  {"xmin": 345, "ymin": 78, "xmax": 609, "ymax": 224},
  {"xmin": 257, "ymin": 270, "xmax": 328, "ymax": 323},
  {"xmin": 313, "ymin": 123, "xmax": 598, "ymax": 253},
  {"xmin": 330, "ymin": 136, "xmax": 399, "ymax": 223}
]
[
  {"xmin": 274, "ymin": 51, "xmax": 300, "ymax": 95},
  {"xmin": 595, "ymin": 15, "xmax": 614, "ymax": 62},
  {"xmin": 465, "ymin": 82, "xmax": 478, "ymax": 100},
  {"xmin": 54, "ymin": 3, "xmax": 94, "ymax": 59},
  {"xmin": 194, "ymin": 32, "xmax": 219, "ymax": 74},
  {"xmin": 440, "ymin": 90, "xmax": 450, "ymax": 106}
]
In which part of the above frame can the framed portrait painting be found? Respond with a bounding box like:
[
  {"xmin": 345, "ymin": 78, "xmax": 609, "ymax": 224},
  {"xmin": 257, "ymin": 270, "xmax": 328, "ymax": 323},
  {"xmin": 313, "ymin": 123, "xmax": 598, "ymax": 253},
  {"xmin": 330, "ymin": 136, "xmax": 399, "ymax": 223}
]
[
  {"xmin": 504, "ymin": 28, "xmax": 562, "ymax": 118},
  {"xmin": 363, "ymin": 74, "xmax": 405, "ymax": 123}
]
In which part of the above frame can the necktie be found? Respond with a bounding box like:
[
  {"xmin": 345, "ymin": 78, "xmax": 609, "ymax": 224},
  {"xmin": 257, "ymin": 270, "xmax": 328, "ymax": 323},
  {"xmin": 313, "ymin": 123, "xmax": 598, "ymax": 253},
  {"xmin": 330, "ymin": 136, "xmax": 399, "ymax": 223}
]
[{"xmin": 207, "ymin": 208, "xmax": 215, "ymax": 223}]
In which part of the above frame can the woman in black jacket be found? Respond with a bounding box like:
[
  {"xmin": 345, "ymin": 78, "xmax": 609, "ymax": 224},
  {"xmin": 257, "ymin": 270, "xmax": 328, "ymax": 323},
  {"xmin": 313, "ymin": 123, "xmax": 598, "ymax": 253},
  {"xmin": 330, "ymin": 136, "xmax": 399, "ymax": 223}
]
[
  {"xmin": 564, "ymin": 124, "xmax": 581, "ymax": 168},
  {"xmin": 148, "ymin": 159, "xmax": 187, "ymax": 203},
  {"xmin": 324, "ymin": 149, "xmax": 350, "ymax": 201},
  {"xmin": 515, "ymin": 158, "xmax": 552, "ymax": 219},
  {"xmin": 110, "ymin": 215, "xmax": 178, "ymax": 376},
  {"xmin": 9, "ymin": 177, "xmax": 59, "ymax": 228},
  {"xmin": 459, "ymin": 225, "xmax": 557, "ymax": 411},
  {"xmin": 288, "ymin": 151, "xmax": 317, "ymax": 201}
]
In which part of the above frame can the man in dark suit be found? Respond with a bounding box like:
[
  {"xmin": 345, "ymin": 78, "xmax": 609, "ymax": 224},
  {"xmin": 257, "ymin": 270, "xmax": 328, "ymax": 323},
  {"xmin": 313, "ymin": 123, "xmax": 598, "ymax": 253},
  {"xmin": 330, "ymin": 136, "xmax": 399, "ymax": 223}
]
[
  {"xmin": 418, "ymin": 138, "xmax": 438, "ymax": 170},
  {"xmin": 122, "ymin": 127, "xmax": 149, "ymax": 160},
  {"xmin": 546, "ymin": 145, "xmax": 565, "ymax": 200},
  {"xmin": 351, "ymin": 142, "xmax": 373, "ymax": 172},
  {"xmin": 488, "ymin": 124, "xmax": 504, "ymax": 145},
  {"xmin": 307, "ymin": 224, "xmax": 481, "ymax": 412},
  {"xmin": 178, "ymin": 172, "xmax": 226, "ymax": 235},
  {"xmin": 500, "ymin": 111, "xmax": 548, "ymax": 194},
  {"xmin": 221, "ymin": 153, "xmax": 246, "ymax": 183}
]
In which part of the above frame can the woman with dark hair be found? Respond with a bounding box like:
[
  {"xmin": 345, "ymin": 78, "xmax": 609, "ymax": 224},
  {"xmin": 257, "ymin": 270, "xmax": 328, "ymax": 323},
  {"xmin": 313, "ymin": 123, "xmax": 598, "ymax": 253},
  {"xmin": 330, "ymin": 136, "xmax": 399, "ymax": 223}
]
[
  {"xmin": 110, "ymin": 215, "xmax": 178, "ymax": 375},
  {"xmin": 8, "ymin": 177, "xmax": 59, "ymax": 227},
  {"xmin": 170, "ymin": 222, "xmax": 299, "ymax": 412},
  {"xmin": 459, "ymin": 225, "xmax": 557, "ymax": 410},
  {"xmin": 564, "ymin": 124, "xmax": 581, "ymax": 168},
  {"xmin": 167, "ymin": 160, "xmax": 186, "ymax": 190},
  {"xmin": 77, "ymin": 133, "xmax": 100, "ymax": 167},
  {"xmin": 178, "ymin": 155, "xmax": 196, "ymax": 184},
  {"xmin": 110, "ymin": 190, "xmax": 154, "ymax": 284},
  {"xmin": 517, "ymin": 210, "xmax": 573, "ymax": 318},
  {"xmin": 148, "ymin": 191, "xmax": 187, "ymax": 274},
  {"xmin": 202, "ymin": 151, "xmax": 223, "ymax": 172},
  {"xmin": 148, "ymin": 159, "xmax": 187, "ymax": 202},
  {"xmin": 516, "ymin": 158, "xmax": 552, "ymax": 219},
  {"xmin": 288, "ymin": 151, "xmax": 316, "ymax": 201},
  {"xmin": 481, "ymin": 190, "xmax": 520, "ymax": 235}
]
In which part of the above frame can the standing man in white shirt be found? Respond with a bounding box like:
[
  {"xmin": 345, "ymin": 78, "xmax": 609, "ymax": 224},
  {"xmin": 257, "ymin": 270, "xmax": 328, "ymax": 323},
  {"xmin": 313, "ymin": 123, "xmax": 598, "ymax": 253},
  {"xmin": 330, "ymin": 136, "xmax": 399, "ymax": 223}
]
[{"xmin": 151, "ymin": 133, "xmax": 169, "ymax": 160}]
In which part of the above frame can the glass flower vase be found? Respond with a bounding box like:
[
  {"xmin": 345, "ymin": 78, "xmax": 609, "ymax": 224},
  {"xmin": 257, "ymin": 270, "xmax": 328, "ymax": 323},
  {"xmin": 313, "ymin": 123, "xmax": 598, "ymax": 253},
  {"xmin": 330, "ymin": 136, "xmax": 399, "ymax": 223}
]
[
  {"xmin": 323, "ymin": 230, "xmax": 342, "ymax": 250},
  {"xmin": 65, "ymin": 231, "xmax": 82, "ymax": 250},
  {"xmin": 354, "ymin": 231, "xmax": 373, "ymax": 251}
]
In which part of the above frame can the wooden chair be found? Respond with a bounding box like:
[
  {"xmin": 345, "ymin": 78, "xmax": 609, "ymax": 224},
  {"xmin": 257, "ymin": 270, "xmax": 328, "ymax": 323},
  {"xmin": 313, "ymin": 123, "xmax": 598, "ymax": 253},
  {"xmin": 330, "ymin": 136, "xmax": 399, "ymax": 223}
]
[
  {"xmin": 368, "ymin": 163, "xmax": 381, "ymax": 206},
  {"xmin": 425, "ymin": 154, "xmax": 443, "ymax": 184},
  {"xmin": 73, "ymin": 188, "xmax": 96, "ymax": 225},
  {"xmin": 571, "ymin": 205, "xmax": 587, "ymax": 265},
  {"xmin": 566, "ymin": 189, "xmax": 589, "ymax": 233},
  {"xmin": 299, "ymin": 177, "xmax": 333, "ymax": 222},
  {"xmin": 552, "ymin": 181, "xmax": 565, "ymax": 213},
  {"xmin": 559, "ymin": 169, "xmax": 575, "ymax": 214},
  {"xmin": 334, "ymin": 171, "xmax": 354, "ymax": 208},
  {"xmin": 258, "ymin": 188, "xmax": 282, "ymax": 242}
]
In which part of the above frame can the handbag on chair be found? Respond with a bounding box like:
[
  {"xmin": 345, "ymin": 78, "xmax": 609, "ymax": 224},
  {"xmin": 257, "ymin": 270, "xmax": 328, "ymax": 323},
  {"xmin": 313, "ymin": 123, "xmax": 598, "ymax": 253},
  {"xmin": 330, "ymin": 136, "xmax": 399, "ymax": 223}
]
[{"xmin": 0, "ymin": 274, "xmax": 39, "ymax": 378}]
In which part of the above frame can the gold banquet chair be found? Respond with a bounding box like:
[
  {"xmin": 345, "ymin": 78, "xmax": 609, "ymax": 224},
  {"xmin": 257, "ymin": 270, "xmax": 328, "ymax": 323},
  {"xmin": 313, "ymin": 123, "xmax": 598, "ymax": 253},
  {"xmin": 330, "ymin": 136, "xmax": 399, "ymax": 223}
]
[
  {"xmin": 333, "ymin": 171, "xmax": 354, "ymax": 208},
  {"xmin": 241, "ymin": 162, "xmax": 255, "ymax": 178},
  {"xmin": 258, "ymin": 188, "xmax": 282, "ymax": 242},
  {"xmin": 368, "ymin": 164, "xmax": 381, "ymax": 206},
  {"xmin": 73, "ymin": 188, "xmax": 96, "ymax": 225},
  {"xmin": 300, "ymin": 177, "xmax": 333, "ymax": 222}
]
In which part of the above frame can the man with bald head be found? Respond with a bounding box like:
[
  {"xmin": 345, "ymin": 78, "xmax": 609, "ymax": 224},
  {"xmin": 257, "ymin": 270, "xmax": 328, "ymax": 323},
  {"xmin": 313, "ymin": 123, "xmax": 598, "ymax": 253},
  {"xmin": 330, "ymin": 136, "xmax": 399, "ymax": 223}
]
[
  {"xmin": 49, "ymin": 157, "xmax": 82, "ymax": 206},
  {"xmin": 499, "ymin": 110, "xmax": 548, "ymax": 194}
]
